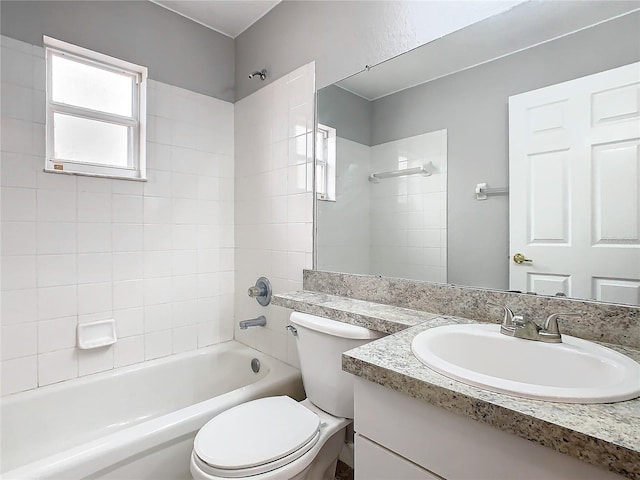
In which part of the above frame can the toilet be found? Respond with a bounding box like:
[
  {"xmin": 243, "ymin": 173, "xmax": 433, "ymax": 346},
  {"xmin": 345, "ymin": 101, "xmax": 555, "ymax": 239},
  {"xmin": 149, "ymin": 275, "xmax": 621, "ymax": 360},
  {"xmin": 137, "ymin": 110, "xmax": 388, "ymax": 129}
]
[{"xmin": 190, "ymin": 312, "xmax": 384, "ymax": 480}]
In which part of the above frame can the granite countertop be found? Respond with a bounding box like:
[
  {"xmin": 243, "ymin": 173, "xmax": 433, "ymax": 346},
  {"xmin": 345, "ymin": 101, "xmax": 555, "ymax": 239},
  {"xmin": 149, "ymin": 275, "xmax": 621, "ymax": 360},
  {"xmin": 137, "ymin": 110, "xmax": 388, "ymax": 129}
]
[
  {"xmin": 272, "ymin": 290, "xmax": 440, "ymax": 334},
  {"xmin": 273, "ymin": 291, "xmax": 640, "ymax": 479}
]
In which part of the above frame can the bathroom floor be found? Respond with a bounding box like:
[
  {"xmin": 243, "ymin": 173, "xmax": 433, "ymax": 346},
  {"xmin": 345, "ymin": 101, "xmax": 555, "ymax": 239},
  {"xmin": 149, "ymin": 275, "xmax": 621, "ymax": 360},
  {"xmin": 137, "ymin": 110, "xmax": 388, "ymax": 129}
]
[{"xmin": 335, "ymin": 461, "xmax": 354, "ymax": 480}]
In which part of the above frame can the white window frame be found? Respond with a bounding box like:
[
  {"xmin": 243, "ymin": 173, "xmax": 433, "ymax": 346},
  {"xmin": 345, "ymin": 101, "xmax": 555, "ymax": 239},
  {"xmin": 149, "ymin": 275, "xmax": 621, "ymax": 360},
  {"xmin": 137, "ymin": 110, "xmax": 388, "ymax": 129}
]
[
  {"xmin": 44, "ymin": 36, "xmax": 147, "ymax": 181},
  {"xmin": 316, "ymin": 124, "xmax": 336, "ymax": 201}
]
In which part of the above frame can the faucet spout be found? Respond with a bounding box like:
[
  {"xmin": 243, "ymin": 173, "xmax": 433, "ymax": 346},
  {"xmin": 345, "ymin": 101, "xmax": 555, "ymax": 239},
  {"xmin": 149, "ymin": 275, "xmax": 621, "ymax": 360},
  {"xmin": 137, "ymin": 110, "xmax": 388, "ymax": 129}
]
[
  {"xmin": 239, "ymin": 315, "xmax": 267, "ymax": 330},
  {"xmin": 488, "ymin": 302, "xmax": 515, "ymax": 327},
  {"xmin": 502, "ymin": 315, "xmax": 541, "ymax": 340}
]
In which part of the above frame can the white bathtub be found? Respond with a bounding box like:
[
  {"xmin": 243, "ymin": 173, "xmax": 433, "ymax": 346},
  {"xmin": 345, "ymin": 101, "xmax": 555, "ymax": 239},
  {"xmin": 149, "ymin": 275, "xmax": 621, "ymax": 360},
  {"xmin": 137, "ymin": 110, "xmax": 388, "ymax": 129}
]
[{"xmin": 1, "ymin": 341, "xmax": 305, "ymax": 480}]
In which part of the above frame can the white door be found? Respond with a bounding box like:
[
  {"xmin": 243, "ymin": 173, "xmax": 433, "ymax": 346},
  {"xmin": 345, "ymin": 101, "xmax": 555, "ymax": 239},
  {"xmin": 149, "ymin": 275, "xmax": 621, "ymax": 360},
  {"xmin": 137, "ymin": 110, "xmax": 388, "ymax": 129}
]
[{"xmin": 509, "ymin": 62, "xmax": 640, "ymax": 305}]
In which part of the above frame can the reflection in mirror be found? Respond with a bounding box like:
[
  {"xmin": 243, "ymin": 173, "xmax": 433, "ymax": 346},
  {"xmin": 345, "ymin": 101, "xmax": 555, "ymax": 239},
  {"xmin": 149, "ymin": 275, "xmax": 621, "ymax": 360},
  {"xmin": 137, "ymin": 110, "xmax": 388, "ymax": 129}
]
[{"xmin": 315, "ymin": 1, "xmax": 640, "ymax": 305}]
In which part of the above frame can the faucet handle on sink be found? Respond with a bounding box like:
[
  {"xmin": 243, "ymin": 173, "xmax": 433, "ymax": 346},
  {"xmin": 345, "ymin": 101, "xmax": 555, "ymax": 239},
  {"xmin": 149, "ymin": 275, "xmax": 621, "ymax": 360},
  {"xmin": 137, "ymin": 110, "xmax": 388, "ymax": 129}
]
[
  {"xmin": 487, "ymin": 302, "xmax": 515, "ymax": 327},
  {"xmin": 540, "ymin": 313, "xmax": 580, "ymax": 342}
]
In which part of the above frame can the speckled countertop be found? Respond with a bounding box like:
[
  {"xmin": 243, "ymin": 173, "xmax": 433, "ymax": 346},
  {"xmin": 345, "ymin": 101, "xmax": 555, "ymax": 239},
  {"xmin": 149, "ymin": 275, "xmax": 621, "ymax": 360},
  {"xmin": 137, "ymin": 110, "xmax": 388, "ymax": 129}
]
[
  {"xmin": 272, "ymin": 291, "xmax": 440, "ymax": 334},
  {"xmin": 273, "ymin": 291, "xmax": 640, "ymax": 479}
]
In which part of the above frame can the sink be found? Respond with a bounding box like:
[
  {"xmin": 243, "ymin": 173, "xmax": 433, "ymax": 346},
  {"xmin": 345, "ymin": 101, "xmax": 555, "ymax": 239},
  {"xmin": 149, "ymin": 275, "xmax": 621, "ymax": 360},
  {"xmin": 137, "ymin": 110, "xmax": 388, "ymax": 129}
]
[{"xmin": 411, "ymin": 323, "xmax": 640, "ymax": 403}]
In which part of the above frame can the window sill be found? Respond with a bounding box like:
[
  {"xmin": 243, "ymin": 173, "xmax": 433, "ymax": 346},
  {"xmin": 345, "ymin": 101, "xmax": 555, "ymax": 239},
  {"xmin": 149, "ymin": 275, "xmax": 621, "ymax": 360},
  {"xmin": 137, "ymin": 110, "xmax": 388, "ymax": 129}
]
[{"xmin": 43, "ymin": 168, "xmax": 147, "ymax": 182}]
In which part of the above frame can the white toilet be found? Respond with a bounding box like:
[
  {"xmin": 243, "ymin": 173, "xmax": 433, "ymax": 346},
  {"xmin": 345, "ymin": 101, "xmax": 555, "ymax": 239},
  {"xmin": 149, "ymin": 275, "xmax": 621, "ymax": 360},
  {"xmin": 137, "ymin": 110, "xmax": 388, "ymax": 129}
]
[{"xmin": 190, "ymin": 312, "xmax": 384, "ymax": 480}]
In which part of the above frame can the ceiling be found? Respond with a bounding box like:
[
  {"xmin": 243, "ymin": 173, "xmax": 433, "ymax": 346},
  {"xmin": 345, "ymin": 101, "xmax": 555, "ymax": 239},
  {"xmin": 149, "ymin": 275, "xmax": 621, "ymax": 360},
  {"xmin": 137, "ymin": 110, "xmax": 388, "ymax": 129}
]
[{"xmin": 151, "ymin": 0, "xmax": 280, "ymax": 38}]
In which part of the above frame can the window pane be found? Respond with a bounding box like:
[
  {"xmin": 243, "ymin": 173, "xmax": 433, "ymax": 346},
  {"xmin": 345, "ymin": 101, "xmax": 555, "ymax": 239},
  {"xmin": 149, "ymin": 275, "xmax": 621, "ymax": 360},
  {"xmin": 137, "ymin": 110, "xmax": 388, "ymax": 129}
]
[
  {"xmin": 52, "ymin": 54, "xmax": 133, "ymax": 117},
  {"xmin": 53, "ymin": 113, "xmax": 129, "ymax": 167}
]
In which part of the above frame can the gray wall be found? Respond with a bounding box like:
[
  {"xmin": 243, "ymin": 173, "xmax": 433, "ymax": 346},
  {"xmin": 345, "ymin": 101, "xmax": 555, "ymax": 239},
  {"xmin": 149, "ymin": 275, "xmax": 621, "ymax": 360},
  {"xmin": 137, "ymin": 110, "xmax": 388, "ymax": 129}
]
[
  {"xmin": 235, "ymin": 1, "xmax": 409, "ymax": 101},
  {"xmin": 371, "ymin": 12, "xmax": 640, "ymax": 289},
  {"xmin": 317, "ymin": 85, "xmax": 372, "ymax": 146},
  {"xmin": 234, "ymin": 0, "xmax": 526, "ymax": 101},
  {"xmin": 0, "ymin": 0, "xmax": 235, "ymax": 101}
]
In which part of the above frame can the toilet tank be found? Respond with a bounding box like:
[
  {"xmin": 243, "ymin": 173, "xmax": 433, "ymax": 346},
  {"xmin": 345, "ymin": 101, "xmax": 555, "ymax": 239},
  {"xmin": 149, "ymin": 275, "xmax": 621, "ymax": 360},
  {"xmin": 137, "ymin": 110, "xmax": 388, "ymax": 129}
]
[{"xmin": 289, "ymin": 312, "xmax": 384, "ymax": 419}]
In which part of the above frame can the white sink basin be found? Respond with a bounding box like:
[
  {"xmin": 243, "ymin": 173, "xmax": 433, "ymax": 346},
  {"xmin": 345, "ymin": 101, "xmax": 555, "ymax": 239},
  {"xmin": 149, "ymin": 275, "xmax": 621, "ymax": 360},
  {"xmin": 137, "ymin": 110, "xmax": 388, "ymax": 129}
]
[{"xmin": 411, "ymin": 323, "xmax": 640, "ymax": 403}]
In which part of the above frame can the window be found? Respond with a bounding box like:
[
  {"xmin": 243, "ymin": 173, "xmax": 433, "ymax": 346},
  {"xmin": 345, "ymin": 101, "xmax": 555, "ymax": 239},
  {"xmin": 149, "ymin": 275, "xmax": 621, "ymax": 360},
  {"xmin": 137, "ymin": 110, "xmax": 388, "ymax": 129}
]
[
  {"xmin": 316, "ymin": 124, "xmax": 336, "ymax": 201},
  {"xmin": 44, "ymin": 36, "xmax": 147, "ymax": 180}
]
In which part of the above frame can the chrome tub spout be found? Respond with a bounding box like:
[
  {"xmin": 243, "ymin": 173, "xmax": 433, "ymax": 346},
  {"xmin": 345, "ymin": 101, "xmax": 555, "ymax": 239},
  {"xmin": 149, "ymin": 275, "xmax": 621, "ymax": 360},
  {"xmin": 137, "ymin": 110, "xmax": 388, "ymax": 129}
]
[{"xmin": 239, "ymin": 315, "xmax": 267, "ymax": 330}]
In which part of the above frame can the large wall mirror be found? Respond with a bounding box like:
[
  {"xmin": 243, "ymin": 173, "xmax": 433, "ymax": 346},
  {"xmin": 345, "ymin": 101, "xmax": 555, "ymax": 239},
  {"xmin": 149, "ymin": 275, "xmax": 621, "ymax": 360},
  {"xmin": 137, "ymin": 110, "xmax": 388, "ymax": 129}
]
[{"xmin": 314, "ymin": 1, "xmax": 640, "ymax": 306}]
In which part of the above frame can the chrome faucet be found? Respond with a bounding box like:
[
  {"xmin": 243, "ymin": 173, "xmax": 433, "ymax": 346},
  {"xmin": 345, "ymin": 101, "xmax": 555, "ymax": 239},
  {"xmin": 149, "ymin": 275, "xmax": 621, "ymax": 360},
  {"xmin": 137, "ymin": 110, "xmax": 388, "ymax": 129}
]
[
  {"xmin": 489, "ymin": 303, "xmax": 579, "ymax": 343},
  {"xmin": 239, "ymin": 315, "xmax": 267, "ymax": 329}
]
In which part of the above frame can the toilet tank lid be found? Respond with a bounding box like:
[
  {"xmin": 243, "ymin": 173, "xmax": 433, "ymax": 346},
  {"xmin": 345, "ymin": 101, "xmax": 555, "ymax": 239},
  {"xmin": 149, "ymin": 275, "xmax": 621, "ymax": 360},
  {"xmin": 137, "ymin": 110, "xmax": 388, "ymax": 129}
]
[{"xmin": 290, "ymin": 312, "xmax": 385, "ymax": 339}]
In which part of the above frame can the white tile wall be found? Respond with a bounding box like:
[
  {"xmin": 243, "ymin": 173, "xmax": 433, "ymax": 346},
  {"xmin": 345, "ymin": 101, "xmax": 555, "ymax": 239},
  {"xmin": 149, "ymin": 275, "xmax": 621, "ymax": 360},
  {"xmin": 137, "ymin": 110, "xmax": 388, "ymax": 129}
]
[
  {"xmin": 317, "ymin": 132, "xmax": 447, "ymax": 283},
  {"xmin": 370, "ymin": 130, "xmax": 448, "ymax": 282},
  {"xmin": 234, "ymin": 63, "xmax": 315, "ymax": 367},
  {"xmin": 316, "ymin": 138, "xmax": 372, "ymax": 274},
  {"xmin": 0, "ymin": 35, "xmax": 235, "ymax": 395}
]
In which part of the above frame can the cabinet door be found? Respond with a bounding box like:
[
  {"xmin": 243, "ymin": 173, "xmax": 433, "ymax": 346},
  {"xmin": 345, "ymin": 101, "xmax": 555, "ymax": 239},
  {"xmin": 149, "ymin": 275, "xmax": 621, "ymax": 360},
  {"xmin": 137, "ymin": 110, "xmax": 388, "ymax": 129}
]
[
  {"xmin": 354, "ymin": 378, "xmax": 624, "ymax": 480},
  {"xmin": 355, "ymin": 434, "xmax": 440, "ymax": 480}
]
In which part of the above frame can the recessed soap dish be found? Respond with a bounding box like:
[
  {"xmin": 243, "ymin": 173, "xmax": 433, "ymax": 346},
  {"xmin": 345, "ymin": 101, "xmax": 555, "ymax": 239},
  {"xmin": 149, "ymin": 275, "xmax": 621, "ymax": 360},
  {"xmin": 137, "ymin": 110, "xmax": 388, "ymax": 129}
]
[{"xmin": 77, "ymin": 319, "xmax": 117, "ymax": 349}]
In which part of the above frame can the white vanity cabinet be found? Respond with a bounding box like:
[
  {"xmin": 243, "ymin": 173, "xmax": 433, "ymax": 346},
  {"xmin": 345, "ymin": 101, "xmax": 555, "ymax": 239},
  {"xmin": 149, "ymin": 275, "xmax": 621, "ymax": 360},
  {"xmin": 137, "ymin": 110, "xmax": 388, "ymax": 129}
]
[
  {"xmin": 355, "ymin": 434, "xmax": 439, "ymax": 480},
  {"xmin": 353, "ymin": 377, "xmax": 623, "ymax": 480}
]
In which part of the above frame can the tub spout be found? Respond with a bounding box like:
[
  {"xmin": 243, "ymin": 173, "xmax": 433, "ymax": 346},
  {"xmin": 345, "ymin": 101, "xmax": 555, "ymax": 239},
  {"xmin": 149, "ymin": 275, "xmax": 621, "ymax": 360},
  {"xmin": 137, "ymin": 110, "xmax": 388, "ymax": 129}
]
[{"xmin": 239, "ymin": 315, "xmax": 267, "ymax": 329}]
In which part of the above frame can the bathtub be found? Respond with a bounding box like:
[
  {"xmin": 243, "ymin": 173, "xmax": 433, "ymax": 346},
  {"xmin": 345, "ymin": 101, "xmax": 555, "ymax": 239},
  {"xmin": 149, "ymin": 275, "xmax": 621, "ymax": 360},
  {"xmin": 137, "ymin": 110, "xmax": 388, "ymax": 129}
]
[{"xmin": 1, "ymin": 341, "xmax": 305, "ymax": 480}]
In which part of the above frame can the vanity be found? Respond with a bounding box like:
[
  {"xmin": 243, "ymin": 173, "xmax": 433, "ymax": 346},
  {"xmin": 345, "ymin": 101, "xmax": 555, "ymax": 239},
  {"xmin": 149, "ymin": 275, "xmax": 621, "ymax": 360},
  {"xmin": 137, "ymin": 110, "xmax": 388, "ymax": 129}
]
[
  {"xmin": 348, "ymin": 323, "xmax": 638, "ymax": 480},
  {"xmin": 273, "ymin": 270, "xmax": 640, "ymax": 480}
]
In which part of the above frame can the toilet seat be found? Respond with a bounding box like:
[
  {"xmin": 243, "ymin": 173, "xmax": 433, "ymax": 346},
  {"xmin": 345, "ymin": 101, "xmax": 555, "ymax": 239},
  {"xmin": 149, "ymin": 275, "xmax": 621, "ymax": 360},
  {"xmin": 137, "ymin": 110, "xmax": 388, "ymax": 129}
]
[{"xmin": 193, "ymin": 396, "xmax": 321, "ymax": 478}]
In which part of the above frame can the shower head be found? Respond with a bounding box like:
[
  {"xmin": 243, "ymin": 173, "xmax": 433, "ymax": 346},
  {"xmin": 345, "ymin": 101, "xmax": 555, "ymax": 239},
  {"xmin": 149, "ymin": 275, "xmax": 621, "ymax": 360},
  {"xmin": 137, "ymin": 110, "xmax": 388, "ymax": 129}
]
[{"xmin": 248, "ymin": 69, "xmax": 267, "ymax": 81}]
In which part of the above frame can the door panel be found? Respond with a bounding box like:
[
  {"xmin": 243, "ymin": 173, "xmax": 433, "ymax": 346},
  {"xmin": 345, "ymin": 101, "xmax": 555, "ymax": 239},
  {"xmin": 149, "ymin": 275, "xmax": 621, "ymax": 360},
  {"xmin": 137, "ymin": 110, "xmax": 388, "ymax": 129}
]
[
  {"xmin": 592, "ymin": 82, "xmax": 639, "ymax": 124},
  {"xmin": 509, "ymin": 62, "xmax": 640, "ymax": 304},
  {"xmin": 528, "ymin": 149, "xmax": 570, "ymax": 243},
  {"xmin": 528, "ymin": 273, "xmax": 571, "ymax": 297},
  {"xmin": 592, "ymin": 140, "xmax": 639, "ymax": 244},
  {"xmin": 593, "ymin": 278, "xmax": 640, "ymax": 304}
]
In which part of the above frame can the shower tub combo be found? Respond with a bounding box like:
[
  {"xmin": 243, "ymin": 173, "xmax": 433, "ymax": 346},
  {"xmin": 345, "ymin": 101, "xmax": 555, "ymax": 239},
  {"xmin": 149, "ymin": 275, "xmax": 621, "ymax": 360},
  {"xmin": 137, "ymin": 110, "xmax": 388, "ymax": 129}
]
[{"xmin": 1, "ymin": 341, "xmax": 304, "ymax": 479}]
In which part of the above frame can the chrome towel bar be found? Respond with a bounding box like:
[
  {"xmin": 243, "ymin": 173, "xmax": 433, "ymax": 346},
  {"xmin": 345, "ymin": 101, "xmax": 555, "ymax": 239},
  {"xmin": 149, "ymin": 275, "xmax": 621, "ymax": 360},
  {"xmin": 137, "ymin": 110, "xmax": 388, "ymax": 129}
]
[{"xmin": 369, "ymin": 163, "xmax": 432, "ymax": 183}]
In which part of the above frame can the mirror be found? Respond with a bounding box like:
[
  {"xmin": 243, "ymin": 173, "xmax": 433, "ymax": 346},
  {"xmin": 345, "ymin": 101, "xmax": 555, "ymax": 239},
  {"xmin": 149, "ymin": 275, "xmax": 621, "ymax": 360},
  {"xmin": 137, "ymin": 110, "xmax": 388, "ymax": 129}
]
[{"xmin": 315, "ymin": 1, "xmax": 640, "ymax": 305}]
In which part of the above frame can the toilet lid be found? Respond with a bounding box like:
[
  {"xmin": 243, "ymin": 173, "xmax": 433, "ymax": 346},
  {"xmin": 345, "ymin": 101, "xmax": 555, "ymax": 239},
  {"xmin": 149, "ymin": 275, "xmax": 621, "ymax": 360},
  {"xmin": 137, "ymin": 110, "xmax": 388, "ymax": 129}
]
[{"xmin": 194, "ymin": 396, "xmax": 320, "ymax": 475}]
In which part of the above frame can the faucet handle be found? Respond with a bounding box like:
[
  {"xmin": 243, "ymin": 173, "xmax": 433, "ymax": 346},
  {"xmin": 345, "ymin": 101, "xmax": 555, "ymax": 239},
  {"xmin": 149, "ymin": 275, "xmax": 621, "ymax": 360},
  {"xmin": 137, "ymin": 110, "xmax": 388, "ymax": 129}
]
[
  {"xmin": 543, "ymin": 313, "xmax": 580, "ymax": 334},
  {"xmin": 248, "ymin": 285, "xmax": 266, "ymax": 297},
  {"xmin": 488, "ymin": 302, "xmax": 515, "ymax": 326},
  {"xmin": 248, "ymin": 277, "xmax": 272, "ymax": 306}
]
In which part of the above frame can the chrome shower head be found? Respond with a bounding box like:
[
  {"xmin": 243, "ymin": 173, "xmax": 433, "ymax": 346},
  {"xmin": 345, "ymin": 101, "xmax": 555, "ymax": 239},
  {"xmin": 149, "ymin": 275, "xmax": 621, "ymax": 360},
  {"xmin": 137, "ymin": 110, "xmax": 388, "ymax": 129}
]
[{"xmin": 248, "ymin": 69, "xmax": 267, "ymax": 80}]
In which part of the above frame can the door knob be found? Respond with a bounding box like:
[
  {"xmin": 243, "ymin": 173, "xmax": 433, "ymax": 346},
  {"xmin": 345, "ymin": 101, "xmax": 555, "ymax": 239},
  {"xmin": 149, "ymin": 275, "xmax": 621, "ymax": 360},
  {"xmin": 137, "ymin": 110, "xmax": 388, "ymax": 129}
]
[{"xmin": 513, "ymin": 253, "xmax": 533, "ymax": 264}]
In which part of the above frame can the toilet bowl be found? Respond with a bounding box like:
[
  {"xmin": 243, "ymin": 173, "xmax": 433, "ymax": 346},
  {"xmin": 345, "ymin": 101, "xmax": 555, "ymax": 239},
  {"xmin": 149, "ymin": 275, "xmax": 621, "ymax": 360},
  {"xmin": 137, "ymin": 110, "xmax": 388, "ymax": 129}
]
[
  {"xmin": 190, "ymin": 397, "xmax": 349, "ymax": 480},
  {"xmin": 190, "ymin": 312, "xmax": 384, "ymax": 480}
]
